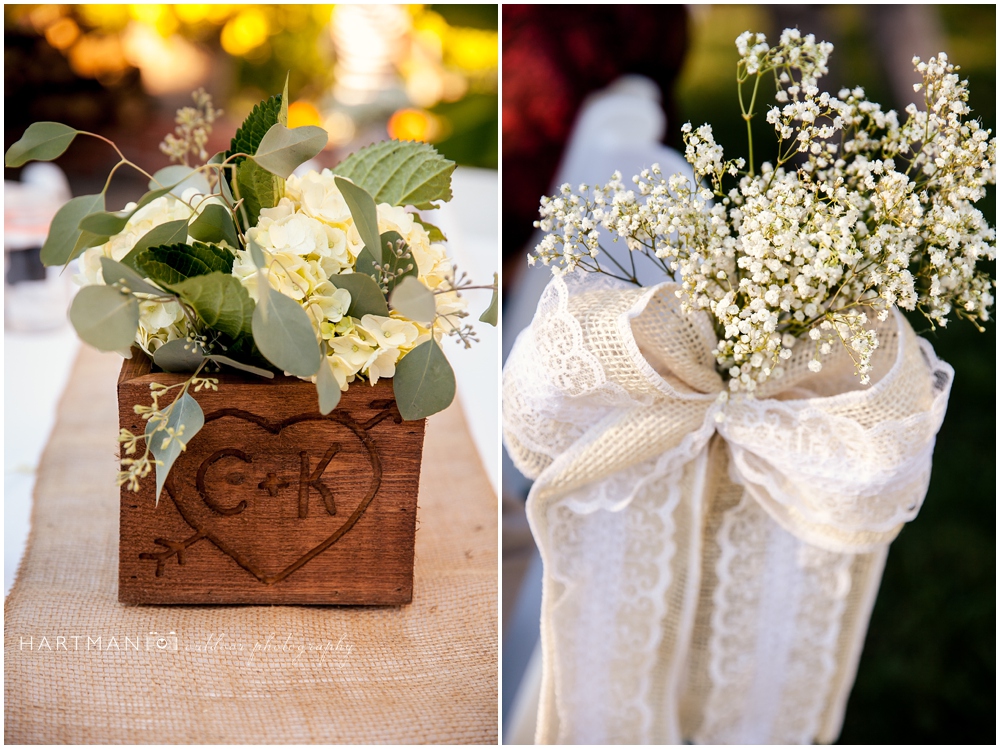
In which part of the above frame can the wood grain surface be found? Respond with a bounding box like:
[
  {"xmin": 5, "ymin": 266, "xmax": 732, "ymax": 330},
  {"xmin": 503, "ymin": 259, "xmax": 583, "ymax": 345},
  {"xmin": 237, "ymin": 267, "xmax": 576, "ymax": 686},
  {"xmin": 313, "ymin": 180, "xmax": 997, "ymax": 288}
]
[{"xmin": 117, "ymin": 353, "xmax": 425, "ymax": 605}]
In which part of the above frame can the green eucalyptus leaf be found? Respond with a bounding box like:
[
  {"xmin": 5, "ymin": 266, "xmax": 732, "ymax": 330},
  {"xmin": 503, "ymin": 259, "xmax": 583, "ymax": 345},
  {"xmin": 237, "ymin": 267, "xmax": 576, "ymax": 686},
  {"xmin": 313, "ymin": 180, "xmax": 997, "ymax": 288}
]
[
  {"xmin": 316, "ymin": 358, "xmax": 342, "ymax": 415},
  {"xmin": 352, "ymin": 230, "xmax": 417, "ymax": 293},
  {"xmin": 413, "ymin": 214, "xmax": 447, "ymax": 242},
  {"xmin": 392, "ymin": 339, "xmax": 456, "ymax": 420},
  {"xmin": 40, "ymin": 193, "xmax": 105, "ymax": 266},
  {"xmin": 248, "ymin": 236, "xmax": 267, "ymax": 269},
  {"xmin": 335, "ymin": 177, "xmax": 382, "ymax": 264},
  {"xmin": 120, "ymin": 220, "xmax": 191, "ymax": 270},
  {"xmin": 147, "ymin": 392, "xmax": 204, "ymax": 503},
  {"xmin": 279, "ymin": 73, "xmax": 290, "ymax": 127},
  {"xmin": 380, "ymin": 230, "xmax": 418, "ymax": 292},
  {"xmin": 252, "ymin": 283, "xmax": 321, "ymax": 377},
  {"xmin": 205, "ymin": 354, "xmax": 274, "ymax": 379},
  {"xmin": 480, "ymin": 273, "xmax": 498, "ymax": 326},
  {"xmin": 188, "ymin": 204, "xmax": 239, "ymax": 248},
  {"xmin": 328, "ymin": 273, "xmax": 389, "ymax": 318},
  {"xmin": 235, "ymin": 157, "xmax": 281, "ymax": 227},
  {"xmin": 251, "ymin": 123, "xmax": 328, "ymax": 179},
  {"xmin": 73, "ymin": 229, "xmax": 111, "ymax": 255},
  {"xmin": 148, "ymin": 165, "xmax": 210, "ymax": 196},
  {"xmin": 170, "ymin": 271, "xmax": 255, "ymax": 339},
  {"xmin": 68, "ymin": 285, "xmax": 140, "ymax": 351},
  {"xmin": 389, "ymin": 276, "xmax": 436, "ymax": 323},
  {"xmin": 5, "ymin": 122, "xmax": 78, "ymax": 167},
  {"xmin": 78, "ymin": 185, "xmax": 181, "ymax": 237},
  {"xmin": 152, "ymin": 338, "xmax": 206, "ymax": 373},
  {"xmin": 99, "ymin": 256, "xmax": 165, "ymax": 296},
  {"xmin": 332, "ymin": 140, "xmax": 455, "ymax": 210},
  {"xmin": 78, "ymin": 209, "xmax": 133, "ymax": 236}
]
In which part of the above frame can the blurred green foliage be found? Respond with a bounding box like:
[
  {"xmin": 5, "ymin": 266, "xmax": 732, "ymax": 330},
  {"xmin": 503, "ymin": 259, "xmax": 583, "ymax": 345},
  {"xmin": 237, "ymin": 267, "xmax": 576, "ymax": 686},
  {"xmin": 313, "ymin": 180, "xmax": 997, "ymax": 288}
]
[{"xmin": 676, "ymin": 6, "xmax": 994, "ymax": 743}]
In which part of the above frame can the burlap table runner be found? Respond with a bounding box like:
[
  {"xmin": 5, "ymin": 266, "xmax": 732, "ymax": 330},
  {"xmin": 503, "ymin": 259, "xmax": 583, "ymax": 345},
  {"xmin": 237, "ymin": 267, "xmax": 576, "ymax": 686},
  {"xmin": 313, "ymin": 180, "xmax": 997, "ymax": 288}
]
[{"xmin": 5, "ymin": 346, "xmax": 498, "ymax": 744}]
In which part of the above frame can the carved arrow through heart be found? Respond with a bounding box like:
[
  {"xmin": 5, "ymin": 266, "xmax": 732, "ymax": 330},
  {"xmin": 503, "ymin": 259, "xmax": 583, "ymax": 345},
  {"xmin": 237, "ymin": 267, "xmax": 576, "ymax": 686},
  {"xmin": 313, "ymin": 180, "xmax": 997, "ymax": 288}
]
[{"xmin": 140, "ymin": 400, "xmax": 402, "ymax": 584}]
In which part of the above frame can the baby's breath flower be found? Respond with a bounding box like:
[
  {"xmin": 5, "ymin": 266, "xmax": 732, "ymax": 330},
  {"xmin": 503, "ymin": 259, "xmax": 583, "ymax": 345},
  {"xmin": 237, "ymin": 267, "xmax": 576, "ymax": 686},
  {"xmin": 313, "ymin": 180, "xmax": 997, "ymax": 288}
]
[{"xmin": 530, "ymin": 31, "xmax": 996, "ymax": 393}]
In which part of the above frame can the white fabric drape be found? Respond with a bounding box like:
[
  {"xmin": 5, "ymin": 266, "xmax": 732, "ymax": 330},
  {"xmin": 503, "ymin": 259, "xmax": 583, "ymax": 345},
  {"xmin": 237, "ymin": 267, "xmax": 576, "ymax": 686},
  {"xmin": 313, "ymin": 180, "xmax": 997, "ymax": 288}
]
[{"xmin": 502, "ymin": 274, "xmax": 952, "ymax": 744}]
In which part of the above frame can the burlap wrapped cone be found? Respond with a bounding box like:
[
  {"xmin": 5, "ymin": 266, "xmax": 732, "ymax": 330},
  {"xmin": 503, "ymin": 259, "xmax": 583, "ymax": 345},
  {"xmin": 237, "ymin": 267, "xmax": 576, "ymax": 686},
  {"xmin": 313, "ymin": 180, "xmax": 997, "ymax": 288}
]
[
  {"xmin": 502, "ymin": 274, "xmax": 951, "ymax": 744},
  {"xmin": 5, "ymin": 346, "xmax": 498, "ymax": 744}
]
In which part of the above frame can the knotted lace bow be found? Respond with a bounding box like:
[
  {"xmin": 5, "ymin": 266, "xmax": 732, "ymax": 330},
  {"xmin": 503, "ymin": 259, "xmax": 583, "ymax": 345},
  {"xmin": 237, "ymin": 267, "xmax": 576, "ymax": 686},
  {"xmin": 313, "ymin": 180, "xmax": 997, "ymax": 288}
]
[{"xmin": 502, "ymin": 274, "xmax": 952, "ymax": 744}]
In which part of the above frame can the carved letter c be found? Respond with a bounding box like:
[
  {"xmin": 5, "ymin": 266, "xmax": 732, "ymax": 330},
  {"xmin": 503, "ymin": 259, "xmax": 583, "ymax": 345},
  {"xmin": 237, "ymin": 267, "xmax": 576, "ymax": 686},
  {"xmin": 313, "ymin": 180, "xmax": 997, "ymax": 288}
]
[{"xmin": 196, "ymin": 449, "xmax": 252, "ymax": 516}]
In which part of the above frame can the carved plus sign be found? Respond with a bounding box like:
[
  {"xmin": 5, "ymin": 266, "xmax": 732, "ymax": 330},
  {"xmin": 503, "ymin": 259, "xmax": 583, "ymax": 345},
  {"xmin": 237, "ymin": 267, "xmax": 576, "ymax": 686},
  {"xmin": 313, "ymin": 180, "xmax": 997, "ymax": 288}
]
[{"xmin": 258, "ymin": 473, "xmax": 289, "ymax": 497}]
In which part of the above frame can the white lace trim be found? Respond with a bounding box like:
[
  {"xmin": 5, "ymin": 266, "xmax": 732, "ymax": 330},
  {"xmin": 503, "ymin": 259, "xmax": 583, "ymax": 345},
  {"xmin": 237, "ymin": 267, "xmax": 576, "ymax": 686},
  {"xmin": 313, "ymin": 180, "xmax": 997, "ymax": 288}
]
[{"xmin": 502, "ymin": 274, "xmax": 951, "ymax": 744}]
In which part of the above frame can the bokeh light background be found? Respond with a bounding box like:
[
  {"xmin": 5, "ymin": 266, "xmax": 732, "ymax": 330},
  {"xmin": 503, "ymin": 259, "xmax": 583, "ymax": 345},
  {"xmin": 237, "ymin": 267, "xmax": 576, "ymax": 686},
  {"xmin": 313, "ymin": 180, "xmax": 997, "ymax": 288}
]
[{"xmin": 4, "ymin": 3, "xmax": 497, "ymax": 199}]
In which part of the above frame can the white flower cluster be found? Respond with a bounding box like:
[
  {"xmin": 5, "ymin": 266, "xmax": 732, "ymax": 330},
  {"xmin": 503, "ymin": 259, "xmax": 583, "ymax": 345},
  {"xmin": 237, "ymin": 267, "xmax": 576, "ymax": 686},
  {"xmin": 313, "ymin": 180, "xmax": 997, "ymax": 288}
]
[
  {"xmin": 532, "ymin": 30, "xmax": 996, "ymax": 392},
  {"xmin": 233, "ymin": 169, "xmax": 465, "ymax": 390},
  {"xmin": 77, "ymin": 170, "xmax": 466, "ymax": 389},
  {"xmin": 77, "ymin": 188, "xmax": 222, "ymax": 355}
]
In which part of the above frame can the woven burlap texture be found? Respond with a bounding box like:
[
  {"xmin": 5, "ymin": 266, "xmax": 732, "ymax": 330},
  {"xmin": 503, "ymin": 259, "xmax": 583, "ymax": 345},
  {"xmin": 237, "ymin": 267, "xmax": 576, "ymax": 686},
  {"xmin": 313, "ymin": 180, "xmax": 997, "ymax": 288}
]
[
  {"xmin": 5, "ymin": 346, "xmax": 498, "ymax": 744},
  {"xmin": 502, "ymin": 274, "xmax": 952, "ymax": 744}
]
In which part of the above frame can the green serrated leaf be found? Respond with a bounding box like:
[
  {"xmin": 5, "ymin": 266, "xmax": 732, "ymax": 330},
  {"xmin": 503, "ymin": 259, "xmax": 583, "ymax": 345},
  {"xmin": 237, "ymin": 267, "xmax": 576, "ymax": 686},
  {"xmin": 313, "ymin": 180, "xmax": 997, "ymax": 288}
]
[
  {"xmin": 252, "ymin": 124, "xmax": 328, "ymax": 179},
  {"xmin": 392, "ymin": 339, "xmax": 456, "ymax": 420},
  {"xmin": 480, "ymin": 273, "xmax": 498, "ymax": 326},
  {"xmin": 5, "ymin": 122, "xmax": 78, "ymax": 167},
  {"xmin": 332, "ymin": 140, "xmax": 455, "ymax": 210},
  {"xmin": 153, "ymin": 338, "xmax": 206, "ymax": 372},
  {"xmin": 328, "ymin": 272, "xmax": 390, "ymax": 318},
  {"xmin": 226, "ymin": 94, "xmax": 283, "ymax": 228},
  {"xmin": 227, "ymin": 94, "xmax": 282, "ymax": 162},
  {"xmin": 134, "ymin": 241, "xmax": 233, "ymax": 288},
  {"xmin": 252, "ymin": 283, "xmax": 321, "ymax": 377},
  {"xmin": 120, "ymin": 220, "xmax": 191, "ymax": 270},
  {"xmin": 171, "ymin": 272, "xmax": 255, "ymax": 339},
  {"xmin": 235, "ymin": 158, "xmax": 282, "ymax": 227},
  {"xmin": 99, "ymin": 256, "xmax": 166, "ymax": 296},
  {"xmin": 148, "ymin": 392, "xmax": 204, "ymax": 503},
  {"xmin": 412, "ymin": 214, "xmax": 447, "ymax": 242},
  {"xmin": 336, "ymin": 177, "xmax": 382, "ymax": 264},
  {"xmin": 389, "ymin": 275, "xmax": 436, "ymax": 323},
  {"xmin": 40, "ymin": 193, "xmax": 105, "ymax": 266},
  {"xmin": 188, "ymin": 205, "xmax": 240, "ymax": 250},
  {"xmin": 68, "ymin": 285, "xmax": 140, "ymax": 351},
  {"xmin": 205, "ymin": 354, "xmax": 274, "ymax": 379},
  {"xmin": 316, "ymin": 358, "xmax": 342, "ymax": 415}
]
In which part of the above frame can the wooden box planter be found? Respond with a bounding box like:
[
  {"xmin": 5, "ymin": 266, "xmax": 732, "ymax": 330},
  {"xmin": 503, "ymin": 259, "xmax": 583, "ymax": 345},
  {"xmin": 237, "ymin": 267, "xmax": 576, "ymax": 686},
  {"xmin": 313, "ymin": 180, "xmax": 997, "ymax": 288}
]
[{"xmin": 117, "ymin": 354, "xmax": 426, "ymax": 605}]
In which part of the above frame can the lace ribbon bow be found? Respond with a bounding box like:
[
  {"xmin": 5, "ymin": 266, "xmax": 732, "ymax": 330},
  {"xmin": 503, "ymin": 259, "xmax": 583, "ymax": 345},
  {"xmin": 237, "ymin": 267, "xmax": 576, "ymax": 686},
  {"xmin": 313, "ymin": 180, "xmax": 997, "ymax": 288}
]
[{"xmin": 502, "ymin": 275, "xmax": 952, "ymax": 744}]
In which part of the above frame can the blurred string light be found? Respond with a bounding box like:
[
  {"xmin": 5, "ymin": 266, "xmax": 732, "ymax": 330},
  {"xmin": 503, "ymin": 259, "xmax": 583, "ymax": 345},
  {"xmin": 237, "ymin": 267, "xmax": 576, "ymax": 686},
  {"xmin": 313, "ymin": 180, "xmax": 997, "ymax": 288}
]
[{"xmin": 6, "ymin": 4, "xmax": 496, "ymax": 153}]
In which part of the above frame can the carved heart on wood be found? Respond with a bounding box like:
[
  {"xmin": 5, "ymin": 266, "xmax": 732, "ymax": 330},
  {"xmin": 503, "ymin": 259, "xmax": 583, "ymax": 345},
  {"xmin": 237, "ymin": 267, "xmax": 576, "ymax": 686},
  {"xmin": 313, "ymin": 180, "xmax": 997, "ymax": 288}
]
[{"xmin": 164, "ymin": 409, "xmax": 382, "ymax": 584}]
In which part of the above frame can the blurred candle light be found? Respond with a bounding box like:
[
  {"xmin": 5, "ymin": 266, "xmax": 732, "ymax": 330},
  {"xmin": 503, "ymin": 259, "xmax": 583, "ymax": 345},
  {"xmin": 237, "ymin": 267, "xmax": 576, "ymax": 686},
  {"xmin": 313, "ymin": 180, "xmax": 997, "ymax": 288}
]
[
  {"xmin": 387, "ymin": 108, "xmax": 440, "ymax": 143},
  {"xmin": 288, "ymin": 100, "xmax": 323, "ymax": 129},
  {"xmin": 220, "ymin": 9, "xmax": 270, "ymax": 57},
  {"xmin": 330, "ymin": 4, "xmax": 409, "ymax": 106},
  {"xmin": 323, "ymin": 110, "xmax": 356, "ymax": 147},
  {"xmin": 174, "ymin": 4, "xmax": 210, "ymax": 25},
  {"xmin": 44, "ymin": 17, "xmax": 81, "ymax": 50},
  {"xmin": 121, "ymin": 22, "xmax": 210, "ymax": 95}
]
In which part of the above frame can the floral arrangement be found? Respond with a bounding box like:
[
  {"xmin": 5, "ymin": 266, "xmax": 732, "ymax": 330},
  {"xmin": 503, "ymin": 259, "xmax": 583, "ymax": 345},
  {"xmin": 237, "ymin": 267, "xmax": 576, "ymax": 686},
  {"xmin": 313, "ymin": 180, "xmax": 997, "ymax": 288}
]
[
  {"xmin": 5, "ymin": 81, "xmax": 497, "ymax": 499},
  {"xmin": 530, "ymin": 29, "xmax": 995, "ymax": 392}
]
